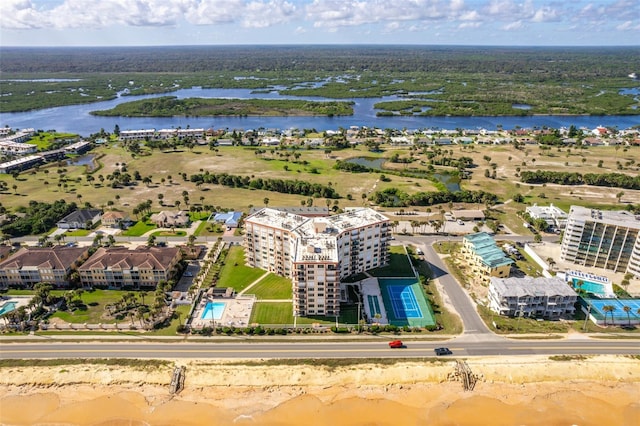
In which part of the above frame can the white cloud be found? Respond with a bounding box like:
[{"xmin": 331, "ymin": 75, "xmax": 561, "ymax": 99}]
[
  {"xmin": 458, "ymin": 21, "xmax": 481, "ymax": 28},
  {"xmin": 241, "ymin": 1, "xmax": 297, "ymax": 28},
  {"xmin": 503, "ymin": 20, "xmax": 523, "ymax": 30},
  {"xmin": 531, "ymin": 6, "xmax": 559, "ymax": 22},
  {"xmin": 1, "ymin": 0, "xmax": 638, "ymax": 44},
  {"xmin": 616, "ymin": 20, "xmax": 640, "ymax": 31}
]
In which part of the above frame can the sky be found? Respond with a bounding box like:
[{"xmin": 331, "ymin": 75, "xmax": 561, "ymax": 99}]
[{"xmin": 1, "ymin": 0, "xmax": 639, "ymax": 47}]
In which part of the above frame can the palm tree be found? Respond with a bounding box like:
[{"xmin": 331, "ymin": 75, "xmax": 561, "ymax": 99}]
[
  {"xmin": 546, "ymin": 257, "xmax": 556, "ymax": 271},
  {"xmin": 601, "ymin": 305, "xmax": 613, "ymax": 326},
  {"xmin": 263, "ymin": 197, "xmax": 269, "ymax": 207},
  {"xmin": 575, "ymin": 280, "xmax": 585, "ymax": 295},
  {"xmin": 623, "ymin": 306, "xmax": 632, "ymax": 326}
]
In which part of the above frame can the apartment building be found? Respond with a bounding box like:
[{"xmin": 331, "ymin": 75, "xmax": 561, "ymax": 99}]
[
  {"xmin": 488, "ymin": 276, "xmax": 577, "ymax": 319},
  {"xmin": 461, "ymin": 232, "xmax": 514, "ymax": 283},
  {"xmin": 78, "ymin": 246, "xmax": 181, "ymax": 289},
  {"xmin": 0, "ymin": 246, "xmax": 89, "ymax": 288},
  {"xmin": 560, "ymin": 206, "xmax": 640, "ymax": 278},
  {"xmin": 244, "ymin": 208, "xmax": 390, "ymax": 317}
]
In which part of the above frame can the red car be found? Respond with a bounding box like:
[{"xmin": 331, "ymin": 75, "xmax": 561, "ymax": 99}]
[{"xmin": 388, "ymin": 340, "xmax": 404, "ymax": 348}]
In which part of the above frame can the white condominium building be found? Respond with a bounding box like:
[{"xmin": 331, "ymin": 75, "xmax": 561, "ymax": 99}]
[
  {"xmin": 244, "ymin": 208, "xmax": 390, "ymax": 317},
  {"xmin": 560, "ymin": 206, "xmax": 640, "ymax": 278}
]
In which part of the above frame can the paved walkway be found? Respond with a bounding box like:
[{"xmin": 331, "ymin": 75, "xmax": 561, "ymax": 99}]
[{"xmin": 238, "ymin": 271, "xmax": 269, "ymax": 296}]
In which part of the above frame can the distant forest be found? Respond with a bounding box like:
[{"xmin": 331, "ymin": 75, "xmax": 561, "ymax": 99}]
[{"xmin": 2, "ymin": 45, "xmax": 639, "ymax": 76}]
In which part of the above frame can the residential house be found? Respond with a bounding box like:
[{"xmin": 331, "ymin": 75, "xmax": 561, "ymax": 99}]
[
  {"xmin": 525, "ymin": 203, "xmax": 568, "ymax": 230},
  {"xmin": 150, "ymin": 211, "xmax": 190, "ymax": 228},
  {"xmin": 488, "ymin": 276, "xmax": 577, "ymax": 319},
  {"xmin": 461, "ymin": 232, "xmax": 514, "ymax": 284},
  {"xmin": 57, "ymin": 209, "xmax": 102, "ymax": 230},
  {"xmin": 0, "ymin": 246, "xmax": 89, "ymax": 288},
  {"xmin": 211, "ymin": 211, "xmax": 243, "ymax": 228},
  {"xmin": 78, "ymin": 246, "xmax": 181, "ymax": 289},
  {"xmin": 101, "ymin": 211, "xmax": 131, "ymax": 228}
]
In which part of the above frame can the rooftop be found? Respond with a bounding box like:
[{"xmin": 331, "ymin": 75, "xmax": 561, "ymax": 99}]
[
  {"xmin": 464, "ymin": 232, "xmax": 514, "ymax": 268},
  {"xmin": 490, "ymin": 276, "xmax": 577, "ymax": 298},
  {"xmin": 568, "ymin": 205, "xmax": 640, "ymax": 228}
]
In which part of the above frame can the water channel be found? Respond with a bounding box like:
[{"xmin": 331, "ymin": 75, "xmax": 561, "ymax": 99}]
[{"xmin": 1, "ymin": 86, "xmax": 639, "ymax": 135}]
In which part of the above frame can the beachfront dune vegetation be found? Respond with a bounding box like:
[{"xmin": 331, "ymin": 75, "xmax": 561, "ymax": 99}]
[{"xmin": 91, "ymin": 96, "xmax": 354, "ymax": 117}]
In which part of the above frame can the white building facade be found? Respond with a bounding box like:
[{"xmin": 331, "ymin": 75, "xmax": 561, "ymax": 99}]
[
  {"xmin": 488, "ymin": 276, "xmax": 577, "ymax": 319},
  {"xmin": 525, "ymin": 203, "xmax": 568, "ymax": 229},
  {"xmin": 560, "ymin": 206, "xmax": 640, "ymax": 278},
  {"xmin": 244, "ymin": 208, "xmax": 390, "ymax": 317}
]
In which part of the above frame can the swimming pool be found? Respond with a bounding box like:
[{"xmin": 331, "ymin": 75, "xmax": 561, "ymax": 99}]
[
  {"xmin": 0, "ymin": 301, "xmax": 17, "ymax": 317},
  {"xmin": 201, "ymin": 302, "xmax": 226, "ymax": 320},
  {"xmin": 571, "ymin": 278, "xmax": 613, "ymax": 297}
]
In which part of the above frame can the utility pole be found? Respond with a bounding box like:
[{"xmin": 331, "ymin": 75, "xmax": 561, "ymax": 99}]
[{"xmin": 583, "ymin": 304, "xmax": 591, "ymax": 331}]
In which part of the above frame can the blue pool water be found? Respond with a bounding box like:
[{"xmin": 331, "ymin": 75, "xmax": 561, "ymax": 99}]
[
  {"xmin": 0, "ymin": 301, "xmax": 17, "ymax": 316},
  {"xmin": 571, "ymin": 278, "xmax": 607, "ymax": 296},
  {"xmin": 201, "ymin": 302, "xmax": 225, "ymax": 320}
]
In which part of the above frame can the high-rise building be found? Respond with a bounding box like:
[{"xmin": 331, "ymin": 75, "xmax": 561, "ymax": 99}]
[
  {"xmin": 244, "ymin": 208, "xmax": 390, "ymax": 317},
  {"xmin": 560, "ymin": 206, "xmax": 640, "ymax": 277}
]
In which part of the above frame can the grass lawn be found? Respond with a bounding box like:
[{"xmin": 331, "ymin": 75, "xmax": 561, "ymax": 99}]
[
  {"xmin": 478, "ymin": 305, "xmax": 572, "ymax": 334},
  {"xmin": 195, "ymin": 220, "xmax": 224, "ymax": 236},
  {"xmin": 249, "ymin": 302, "xmax": 337, "ymax": 325},
  {"xmin": 248, "ymin": 273, "xmax": 292, "ymax": 299},
  {"xmin": 151, "ymin": 230, "xmax": 187, "ymax": 237},
  {"xmin": 50, "ymin": 290, "xmax": 133, "ymax": 324},
  {"xmin": 122, "ymin": 221, "xmax": 156, "ymax": 236},
  {"xmin": 217, "ymin": 246, "xmax": 266, "ymax": 292},
  {"xmin": 369, "ymin": 245, "xmax": 414, "ymax": 277},
  {"xmin": 64, "ymin": 229, "xmax": 91, "ymax": 237},
  {"xmin": 150, "ymin": 304, "xmax": 191, "ymax": 336}
]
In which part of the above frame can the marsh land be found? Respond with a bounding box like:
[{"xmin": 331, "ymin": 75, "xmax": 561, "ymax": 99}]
[{"xmin": 2, "ymin": 46, "xmax": 639, "ymax": 116}]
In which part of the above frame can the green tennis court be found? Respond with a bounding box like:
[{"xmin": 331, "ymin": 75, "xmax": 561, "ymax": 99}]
[{"xmin": 378, "ymin": 278, "xmax": 436, "ymax": 327}]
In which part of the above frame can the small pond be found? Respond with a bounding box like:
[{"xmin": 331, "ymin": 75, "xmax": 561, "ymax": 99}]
[{"xmin": 344, "ymin": 157, "xmax": 461, "ymax": 191}]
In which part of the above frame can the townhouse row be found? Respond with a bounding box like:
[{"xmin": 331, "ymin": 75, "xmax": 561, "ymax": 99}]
[{"xmin": 0, "ymin": 245, "xmax": 182, "ymax": 290}]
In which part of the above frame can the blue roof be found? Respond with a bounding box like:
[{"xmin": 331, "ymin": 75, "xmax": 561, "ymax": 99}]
[
  {"xmin": 464, "ymin": 232, "xmax": 514, "ymax": 268},
  {"xmin": 213, "ymin": 211, "xmax": 242, "ymax": 225}
]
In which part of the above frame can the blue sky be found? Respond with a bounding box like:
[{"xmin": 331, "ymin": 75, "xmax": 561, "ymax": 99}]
[{"xmin": 1, "ymin": 0, "xmax": 638, "ymax": 46}]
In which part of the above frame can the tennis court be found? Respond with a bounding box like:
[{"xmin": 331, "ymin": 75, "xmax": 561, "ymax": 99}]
[{"xmin": 378, "ymin": 278, "xmax": 436, "ymax": 327}]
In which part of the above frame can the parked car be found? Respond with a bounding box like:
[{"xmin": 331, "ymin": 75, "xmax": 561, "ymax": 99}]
[
  {"xmin": 388, "ymin": 340, "xmax": 405, "ymax": 349},
  {"xmin": 457, "ymin": 220, "xmax": 464, "ymax": 225},
  {"xmin": 416, "ymin": 248, "xmax": 424, "ymax": 255},
  {"xmin": 434, "ymin": 347, "xmax": 452, "ymax": 356},
  {"xmin": 183, "ymin": 271, "xmax": 193, "ymax": 277}
]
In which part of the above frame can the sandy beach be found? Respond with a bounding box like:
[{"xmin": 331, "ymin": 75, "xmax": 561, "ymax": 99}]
[{"xmin": 1, "ymin": 355, "xmax": 639, "ymax": 426}]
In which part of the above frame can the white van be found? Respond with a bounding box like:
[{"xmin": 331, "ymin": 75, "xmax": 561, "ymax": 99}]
[{"xmin": 416, "ymin": 248, "xmax": 424, "ymax": 255}]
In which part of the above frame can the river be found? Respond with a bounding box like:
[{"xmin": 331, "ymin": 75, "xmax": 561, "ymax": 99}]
[{"xmin": 1, "ymin": 86, "xmax": 639, "ymax": 135}]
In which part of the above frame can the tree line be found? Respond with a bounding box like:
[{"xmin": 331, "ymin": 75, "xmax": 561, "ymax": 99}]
[
  {"xmin": 1, "ymin": 200, "xmax": 77, "ymax": 237},
  {"xmin": 369, "ymin": 187, "xmax": 497, "ymax": 207},
  {"xmin": 189, "ymin": 172, "xmax": 340, "ymax": 199},
  {"xmin": 520, "ymin": 171, "xmax": 640, "ymax": 190}
]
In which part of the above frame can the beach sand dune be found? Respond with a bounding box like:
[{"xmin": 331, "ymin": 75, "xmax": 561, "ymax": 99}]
[{"xmin": 1, "ymin": 355, "xmax": 639, "ymax": 426}]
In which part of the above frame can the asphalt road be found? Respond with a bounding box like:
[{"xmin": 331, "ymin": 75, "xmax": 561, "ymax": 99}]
[
  {"xmin": 5, "ymin": 233, "xmax": 638, "ymax": 361},
  {"xmin": 2, "ymin": 338, "xmax": 638, "ymax": 360}
]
